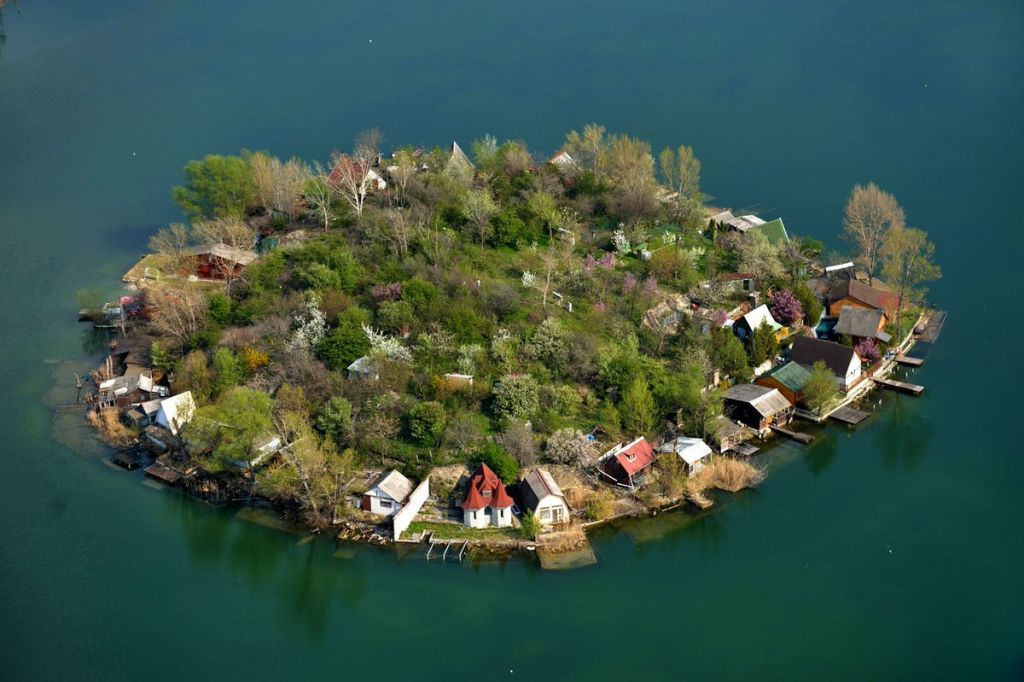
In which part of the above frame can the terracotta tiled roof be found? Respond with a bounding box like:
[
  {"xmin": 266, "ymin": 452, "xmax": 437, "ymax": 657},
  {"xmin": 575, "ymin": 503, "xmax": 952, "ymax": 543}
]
[
  {"xmin": 462, "ymin": 463, "xmax": 513, "ymax": 510},
  {"xmin": 614, "ymin": 437, "xmax": 656, "ymax": 477}
]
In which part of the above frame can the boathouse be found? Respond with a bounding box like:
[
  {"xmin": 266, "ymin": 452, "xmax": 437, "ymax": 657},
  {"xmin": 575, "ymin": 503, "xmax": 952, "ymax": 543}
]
[
  {"xmin": 833, "ymin": 307, "xmax": 892, "ymax": 344},
  {"xmin": 724, "ymin": 384, "xmax": 793, "ymax": 436},
  {"xmin": 362, "ymin": 470, "xmax": 414, "ymax": 517},
  {"xmin": 658, "ymin": 436, "xmax": 712, "ymax": 476}
]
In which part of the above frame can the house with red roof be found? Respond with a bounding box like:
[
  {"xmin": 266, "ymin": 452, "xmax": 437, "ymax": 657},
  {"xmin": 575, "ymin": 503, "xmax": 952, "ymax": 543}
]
[
  {"xmin": 462, "ymin": 463, "xmax": 515, "ymax": 529},
  {"xmin": 599, "ymin": 437, "xmax": 656, "ymax": 490}
]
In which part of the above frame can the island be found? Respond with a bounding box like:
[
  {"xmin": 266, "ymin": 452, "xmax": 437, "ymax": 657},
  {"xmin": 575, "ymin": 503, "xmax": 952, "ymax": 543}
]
[{"xmin": 75, "ymin": 126, "xmax": 943, "ymax": 566}]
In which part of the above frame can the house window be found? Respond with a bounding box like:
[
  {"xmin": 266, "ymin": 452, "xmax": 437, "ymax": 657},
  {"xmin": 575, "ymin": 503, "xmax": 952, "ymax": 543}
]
[
  {"xmin": 482, "ymin": 489, "xmax": 491, "ymax": 498},
  {"xmin": 379, "ymin": 499, "xmax": 392, "ymax": 509}
]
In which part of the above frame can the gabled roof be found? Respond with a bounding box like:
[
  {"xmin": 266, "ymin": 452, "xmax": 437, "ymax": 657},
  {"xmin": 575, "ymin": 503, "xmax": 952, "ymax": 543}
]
[
  {"xmin": 834, "ymin": 307, "xmax": 892, "ymax": 342},
  {"xmin": 740, "ymin": 304, "xmax": 782, "ymax": 332},
  {"xmin": 521, "ymin": 469, "xmax": 565, "ymax": 503},
  {"xmin": 190, "ymin": 243, "xmax": 258, "ymax": 266},
  {"xmin": 658, "ymin": 437, "xmax": 712, "ymax": 465},
  {"xmin": 156, "ymin": 391, "xmax": 195, "ymax": 436},
  {"xmin": 725, "ymin": 214, "xmax": 766, "ymax": 233},
  {"xmin": 761, "ymin": 361, "xmax": 812, "ymax": 393},
  {"xmin": 725, "ymin": 384, "xmax": 792, "ymax": 417},
  {"xmin": 462, "ymin": 462, "xmax": 513, "ymax": 510},
  {"xmin": 548, "ymin": 151, "xmax": 575, "ymax": 167},
  {"xmin": 370, "ymin": 470, "xmax": 413, "ymax": 503},
  {"xmin": 755, "ymin": 218, "xmax": 789, "ymax": 245},
  {"xmin": 790, "ymin": 336, "xmax": 859, "ymax": 377},
  {"xmin": 449, "ymin": 141, "xmax": 474, "ymax": 168},
  {"xmin": 612, "ymin": 437, "xmax": 656, "ymax": 477},
  {"xmin": 829, "ymin": 279, "xmax": 900, "ymax": 317}
]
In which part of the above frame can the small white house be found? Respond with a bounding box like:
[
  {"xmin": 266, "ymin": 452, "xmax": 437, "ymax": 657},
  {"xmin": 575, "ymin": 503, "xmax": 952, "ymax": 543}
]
[
  {"xmin": 519, "ymin": 469, "xmax": 570, "ymax": 526},
  {"xmin": 658, "ymin": 436, "xmax": 713, "ymax": 476},
  {"xmin": 362, "ymin": 470, "xmax": 413, "ymax": 517},
  {"xmin": 155, "ymin": 391, "xmax": 195, "ymax": 436},
  {"xmin": 462, "ymin": 463, "xmax": 514, "ymax": 529}
]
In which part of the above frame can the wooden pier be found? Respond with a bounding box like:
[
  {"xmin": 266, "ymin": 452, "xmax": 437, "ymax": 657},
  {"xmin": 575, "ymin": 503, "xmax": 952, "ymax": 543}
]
[
  {"xmin": 829, "ymin": 406, "xmax": 871, "ymax": 426},
  {"xmin": 144, "ymin": 462, "xmax": 183, "ymax": 484},
  {"xmin": 895, "ymin": 355, "xmax": 925, "ymax": 367},
  {"xmin": 730, "ymin": 442, "xmax": 760, "ymax": 456},
  {"xmin": 872, "ymin": 377, "xmax": 924, "ymax": 396},
  {"xmin": 770, "ymin": 425, "xmax": 814, "ymax": 444}
]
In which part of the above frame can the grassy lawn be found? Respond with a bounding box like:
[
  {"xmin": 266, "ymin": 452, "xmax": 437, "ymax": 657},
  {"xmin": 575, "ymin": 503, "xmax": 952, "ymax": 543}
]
[{"xmin": 407, "ymin": 521, "xmax": 521, "ymax": 541}]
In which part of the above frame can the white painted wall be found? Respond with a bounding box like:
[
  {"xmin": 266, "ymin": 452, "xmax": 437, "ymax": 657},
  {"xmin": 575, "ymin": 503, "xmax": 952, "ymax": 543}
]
[{"xmin": 392, "ymin": 478, "xmax": 430, "ymax": 540}]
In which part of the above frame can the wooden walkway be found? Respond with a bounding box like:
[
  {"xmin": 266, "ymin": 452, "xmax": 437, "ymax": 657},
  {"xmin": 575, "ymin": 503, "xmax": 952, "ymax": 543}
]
[
  {"xmin": 895, "ymin": 355, "xmax": 925, "ymax": 367},
  {"xmin": 770, "ymin": 425, "xmax": 814, "ymax": 444},
  {"xmin": 917, "ymin": 310, "xmax": 947, "ymax": 343},
  {"xmin": 730, "ymin": 442, "xmax": 760, "ymax": 457},
  {"xmin": 872, "ymin": 377, "xmax": 924, "ymax": 396},
  {"xmin": 830, "ymin": 406, "xmax": 871, "ymax": 425},
  {"xmin": 144, "ymin": 462, "xmax": 183, "ymax": 484}
]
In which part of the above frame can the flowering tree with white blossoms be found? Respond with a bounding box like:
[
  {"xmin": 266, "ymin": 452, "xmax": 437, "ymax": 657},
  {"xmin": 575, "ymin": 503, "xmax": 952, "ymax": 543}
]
[
  {"xmin": 287, "ymin": 294, "xmax": 327, "ymax": 351},
  {"xmin": 362, "ymin": 324, "xmax": 413, "ymax": 363}
]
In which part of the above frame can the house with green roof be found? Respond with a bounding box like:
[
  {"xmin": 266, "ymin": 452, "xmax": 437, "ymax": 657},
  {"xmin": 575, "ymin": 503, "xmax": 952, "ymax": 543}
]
[
  {"xmin": 754, "ymin": 360, "xmax": 811, "ymax": 405},
  {"xmin": 754, "ymin": 217, "xmax": 790, "ymax": 245}
]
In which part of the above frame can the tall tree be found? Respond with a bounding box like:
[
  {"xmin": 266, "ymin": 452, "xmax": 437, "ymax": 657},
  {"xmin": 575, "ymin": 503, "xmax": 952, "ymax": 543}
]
[
  {"xmin": 563, "ymin": 123, "xmax": 609, "ymax": 176},
  {"xmin": 171, "ymin": 154, "xmax": 257, "ymax": 219},
  {"xmin": 842, "ymin": 182, "xmax": 905, "ymax": 284},
  {"xmin": 881, "ymin": 226, "xmax": 941, "ymax": 333},
  {"xmin": 305, "ymin": 161, "xmax": 335, "ymax": 231},
  {"xmin": 803, "ymin": 361, "xmax": 838, "ymax": 415},
  {"xmin": 620, "ymin": 376, "xmax": 657, "ymax": 435},
  {"xmin": 737, "ymin": 230, "xmax": 784, "ymax": 284},
  {"xmin": 462, "ymin": 188, "xmax": 497, "ymax": 246},
  {"xmin": 328, "ymin": 152, "xmax": 373, "ymax": 219},
  {"xmin": 249, "ymin": 152, "xmax": 309, "ymax": 220},
  {"xmin": 603, "ymin": 134, "xmax": 658, "ymax": 224},
  {"xmin": 658, "ymin": 145, "xmax": 702, "ymax": 227},
  {"xmin": 147, "ymin": 283, "xmax": 208, "ymax": 349},
  {"xmin": 148, "ymin": 223, "xmax": 192, "ymax": 270}
]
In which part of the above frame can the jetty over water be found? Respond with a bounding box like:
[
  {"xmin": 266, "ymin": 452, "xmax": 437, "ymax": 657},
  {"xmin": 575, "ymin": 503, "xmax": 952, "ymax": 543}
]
[
  {"xmin": 830, "ymin": 406, "xmax": 871, "ymax": 425},
  {"xmin": 917, "ymin": 310, "xmax": 947, "ymax": 343},
  {"xmin": 872, "ymin": 377, "xmax": 924, "ymax": 396},
  {"xmin": 770, "ymin": 425, "xmax": 814, "ymax": 444},
  {"xmin": 895, "ymin": 355, "xmax": 925, "ymax": 367}
]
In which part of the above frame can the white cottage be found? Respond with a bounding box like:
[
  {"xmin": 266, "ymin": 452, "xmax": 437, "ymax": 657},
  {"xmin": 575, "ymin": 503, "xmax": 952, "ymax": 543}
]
[
  {"xmin": 658, "ymin": 436, "xmax": 713, "ymax": 476},
  {"xmin": 461, "ymin": 463, "xmax": 514, "ymax": 529},
  {"xmin": 519, "ymin": 469, "xmax": 570, "ymax": 526},
  {"xmin": 362, "ymin": 470, "xmax": 413, "ymax": 517}
]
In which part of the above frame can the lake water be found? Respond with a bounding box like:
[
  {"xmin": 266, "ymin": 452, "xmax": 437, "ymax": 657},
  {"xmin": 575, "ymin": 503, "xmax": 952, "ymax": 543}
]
[{"xmin": 1, "ymin": 1, "xmax": 1022, "ymax": 679}]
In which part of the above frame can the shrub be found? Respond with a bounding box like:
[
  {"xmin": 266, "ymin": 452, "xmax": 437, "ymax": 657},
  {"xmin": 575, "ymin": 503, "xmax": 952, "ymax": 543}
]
[
  {"xmin": 544, "ymin": 428, "xmax": 595, "ymax": 466},
  {"xmin": 407, "ymin": 401, "xmax": 446, "ymax": 446},
  {"xmin": 492, "ymin": 374, "xmax": 539, "ymax": 421},
  {"xmin": 476, "ymin": 442, "xmax": 519, "ymax": 484},
  {"xmin": 243, "ymin": 347, "xmax": 269, "ymax": 372},
  {"xmin": 497, "ymin": 420, "xmax": 538, "ymax": 466},
  {"xmin": 520, "ymin": 512, "xmax": 541, "ymax": 540},
  {"xmin": 768, "ymin": 289, "xmax": 803, "ymax": 326}
]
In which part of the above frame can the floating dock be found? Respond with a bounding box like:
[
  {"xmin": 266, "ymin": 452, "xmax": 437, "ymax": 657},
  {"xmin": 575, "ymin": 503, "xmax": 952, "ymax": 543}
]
[
  {"xmin": 770, "ymin": 425, "xmax": 815, "ymax": 444},
  {"xmin": 111, "ymin": 450, "xmax": 142, "ymax": 470},
  {"xmin": 895, "ymin": 355, "xmax": 925, "ymax": 367},
  {"xmin": 829, "ymin": 406, "xmax": 871, "ymax": 425},
  {"xmin": 872, "ymin": 377, "xmax": 924, "ymax": 396}
]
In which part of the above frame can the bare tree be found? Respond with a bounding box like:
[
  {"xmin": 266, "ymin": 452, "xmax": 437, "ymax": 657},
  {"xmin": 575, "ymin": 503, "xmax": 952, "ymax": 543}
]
[
  {"xmin": 147, "ymin": 283, "xmax": 208, "ymax": 348},
  {"xmin": 604, "ymin": 134, "xmax": 659, "ymax": 225},
  {"xmin": 462, "ymin": 188, "xmax": 497, "ymax": 246},
  {"xmin": 659, "ymin": 145, "xmax": 703, "ymax": 227},
  {"xmin": 355, "ymin": 127, "xmax": 385, "ymax": 165},
  {"xmin": 148, "ymin": 223, "xmax": 192, "ymax": 271},
  {"xmin": 380, "ymin": 207, "xmax": 414, "ymax": 257},
  {"xmin": 192, "ymin": 216, "xmax": 256, "ymax": 250},
  {"xmin": 305, "ymin": 161, "xmax": 335, "ymax": 231},
  {"xmin": 563, "ymin": 123, "xmax": 609, "ymax": 176},
  {"xmin": 737, "ymin": 230, "xmax": 784, "ymax": 284},
  {"xmin": 328, "ymin": 152, "xmax": 372, "ymax": 219},
  {"xmin": 250, "ymin": 152, "xmax": 309, "ymax": 221},
  {"xmin": 842, "ymin": 182, "xmax": 905, "ymax": 284}
]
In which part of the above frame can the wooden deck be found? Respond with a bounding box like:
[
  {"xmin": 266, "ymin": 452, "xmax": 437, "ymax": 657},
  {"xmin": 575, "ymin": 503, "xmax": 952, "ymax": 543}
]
[
  {"xmin": 770, "ymin": 425, "xmax": 814, "ymax": 444},
  {"xmin": 730, "ymin": 442, "xmax": 760, "ymax": 457},
  {"xmin": 917, "ymin": 310, "xmax": 947, "ymax": 343},
  {"xmin": 144, "ymin": 462, "xmax": 183, "ymax": 484},
  {"xmin": 872, "ymin": 377, "xmax": 924, "ymax": 396},
  {"xmin": 830, "ymin": 406, "xmax": 871, "ymax": 425},
  {"xmin": 895, "ymin": 355, "xmax": 925, "ymax": 367}
]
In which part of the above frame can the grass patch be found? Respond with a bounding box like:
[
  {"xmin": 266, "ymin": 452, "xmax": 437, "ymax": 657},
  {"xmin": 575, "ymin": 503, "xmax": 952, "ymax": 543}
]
[{"xmin": 407, "ymin": 521, "xmax": 519, "ymax": 541}]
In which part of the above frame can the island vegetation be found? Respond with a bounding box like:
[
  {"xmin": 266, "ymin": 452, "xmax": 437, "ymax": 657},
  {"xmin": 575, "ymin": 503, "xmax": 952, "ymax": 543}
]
[{"xmin": 77, "ymin": 126, "xmax": 942, "ymax": 558}]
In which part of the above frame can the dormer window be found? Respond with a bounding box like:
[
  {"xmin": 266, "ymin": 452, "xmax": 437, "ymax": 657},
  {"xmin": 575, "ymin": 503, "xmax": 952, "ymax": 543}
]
[
  {"xmin": 482, "ymin": 489, "xmax": 491, "ymax": 498},
  {"xmin": 626, "ymin": 454, "xmax": 636, "ymax": 462}
]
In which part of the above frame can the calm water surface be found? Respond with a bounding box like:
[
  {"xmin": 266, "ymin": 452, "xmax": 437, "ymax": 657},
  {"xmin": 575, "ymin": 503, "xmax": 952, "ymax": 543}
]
[{"xmin": 1, "ymin": 1, "xmax": 1022, "ymax": 679}]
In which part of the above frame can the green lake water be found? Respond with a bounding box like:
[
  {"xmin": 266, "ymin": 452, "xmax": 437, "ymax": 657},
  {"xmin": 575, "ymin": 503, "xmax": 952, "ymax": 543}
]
[{"xmin": 1, "ymin": 1, "xmax": 1022, "ymax": 679}]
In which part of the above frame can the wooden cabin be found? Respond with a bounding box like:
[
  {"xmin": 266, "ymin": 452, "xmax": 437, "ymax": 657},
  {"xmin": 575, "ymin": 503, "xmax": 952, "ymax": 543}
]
[{"xmin": 724, "ymin": 384, "xmax": 794, "ymax": 436}]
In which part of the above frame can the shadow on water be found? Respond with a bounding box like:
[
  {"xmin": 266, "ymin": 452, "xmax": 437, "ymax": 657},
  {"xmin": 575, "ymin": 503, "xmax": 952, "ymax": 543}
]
[
  {"xmin": 165, "ymin": 492, "xmax": 369, "ymax": 641},
  {"xmin": 876, "ymin": 391, "xmax": 932, "ymax": 472},
  {"xmin": 804, "ymin": 432, "xmax": 839, "ymax": 476},
  {"xmin": 81, "ymin": 325, "xmax": 112, "ymax": 356}
]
